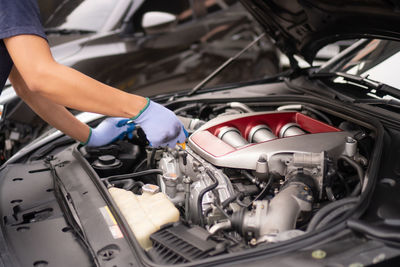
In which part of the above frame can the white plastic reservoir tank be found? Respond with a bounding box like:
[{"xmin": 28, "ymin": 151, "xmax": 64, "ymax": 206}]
[{"xmin": 108, "ymin": 186, "xmax": 180, "ymax": 250}]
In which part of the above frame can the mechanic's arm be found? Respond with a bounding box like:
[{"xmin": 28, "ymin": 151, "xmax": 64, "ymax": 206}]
[
  {"xmin": 4, "ymin": 35, "xmax": 147, "ymax": 118},
  {"xmin": 5, "ymin": 34, "xmax": 186, "ymax": 147},
  {"xmin": 10, "ymin": 67, "xmax": 136, "ymax": 146},
  {"xmin": 9, "ymin": 66, "xmax": 90, "ymax": 143}
]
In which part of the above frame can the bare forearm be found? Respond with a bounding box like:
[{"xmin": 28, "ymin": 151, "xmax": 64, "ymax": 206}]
[
  {"xmin": 4, "ymin": 35, "xmax": 147, "ymax": 118},
  {"xmin": 9, "ymin": 68, "xmax": 90, "ymax": 143},
  {"xmin": 24, "ymin": 97, "xmax": 90, "ymax": 143},
  {"xmin": 31, "ymin": 63, "xmax": 147, "ymax": 117}
]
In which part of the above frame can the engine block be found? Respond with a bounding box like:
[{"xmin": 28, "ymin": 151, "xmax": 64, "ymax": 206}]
[{"xmin": 188, "ymin": 111, "xmax": 351, "ymax": 169}]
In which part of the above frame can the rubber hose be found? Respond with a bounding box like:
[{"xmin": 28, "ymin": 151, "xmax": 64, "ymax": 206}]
[
  {"xmin": 222, "ymin": 193, "xmax": 239, "ymax": 209},
  {"xmin": 307, "ymin": 197, "xmax": 359, "ymax": 232},
  {"xmin": 242, "ymin": 170, "xmax": 259, "ymax": 185},
  {"xmin": 103, "ymin": 169, "xmax": 163, "ymax": 183},
  {"xmin": 236, "ymin": 193, "xmax": 248, "ymax": 207},
  {"xmin": 315, "ymin": 202, "xmax": 357, "ymax": 230},
  {"xmin": 338, "ymin": 155, "xmax": 364, "ymax": 197},
  {"xmin": 198, "ymin": 169, "xmax": 219, "ymax": 227},
  {"xmin": 347, "ymin": 219, "xmax": 400, "ymax": 242},
  {"xmin": 303, "ymin": 106, "xmax": 333, "ymax": 125},
  {"xmin": 126, "ymin": 181, "xmax": 144, "ymax": 191}
]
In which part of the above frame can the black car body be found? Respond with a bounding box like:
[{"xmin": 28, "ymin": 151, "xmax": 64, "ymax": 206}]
[
  {"xmin": 0, "ymin": 0, "xmax": 279, "ymax": 163},
  {"xmin": 42, "ymin": 0, "xmax": 279, "ymax": 93},
  {"xmin": 1, "ymin": 0, "xmax": 400, "ymax": 266}
]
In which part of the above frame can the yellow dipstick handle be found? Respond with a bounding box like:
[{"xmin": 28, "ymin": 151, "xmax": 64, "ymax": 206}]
[{"xmin": 177, "ymin": 142, "xmax": 186, "ymax": 150}]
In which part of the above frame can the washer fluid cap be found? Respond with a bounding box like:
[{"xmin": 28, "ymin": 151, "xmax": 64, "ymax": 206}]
[
  {"xmin": 93, "ymin": 155, "xmax": 122, "ymax": 169},
  {"xmin": 99, "ymin": 155, "xmax": 117, "ymax": 165}
]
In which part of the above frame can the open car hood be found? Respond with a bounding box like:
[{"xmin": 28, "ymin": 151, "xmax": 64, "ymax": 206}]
[{"xmin": 239, "ymin": 0, "xmax": 400, "ymax": 63}]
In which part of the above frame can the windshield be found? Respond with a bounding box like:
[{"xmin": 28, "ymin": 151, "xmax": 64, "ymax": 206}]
[
  {"xmin": 323, "ymin": 39, "xmax": 400, "ymax": 90},
  {"xmin": 44, "ymin": 0, "xmax": 121, "ymax": 32}
]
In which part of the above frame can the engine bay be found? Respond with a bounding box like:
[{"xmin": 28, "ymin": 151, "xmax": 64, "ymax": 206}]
[{"xmin": 80, "ymin": 101, "xmax": 374, "ymax": 264}]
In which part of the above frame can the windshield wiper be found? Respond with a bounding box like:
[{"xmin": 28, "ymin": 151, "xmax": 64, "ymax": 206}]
[
  {"xmin": 45, "ymin": 28, "xmax": 95, "ymax": 35},
  {"xmin": 310, "ymin": 71, "xmax": 400, "ymax": 100}
]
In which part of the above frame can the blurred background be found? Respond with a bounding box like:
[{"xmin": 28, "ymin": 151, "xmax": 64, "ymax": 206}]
[{"xmin": 0, "ymin": 0, "xmax": 350, "ymax": 162}]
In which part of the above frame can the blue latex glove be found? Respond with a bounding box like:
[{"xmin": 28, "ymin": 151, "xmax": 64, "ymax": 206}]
[
  {"xmin": 83, "ymin": 117, "xmax": 135, "ymax": 147},
  {"xmin": 132, "ymin": 99, "xmax": 187, "ymax": 148}
]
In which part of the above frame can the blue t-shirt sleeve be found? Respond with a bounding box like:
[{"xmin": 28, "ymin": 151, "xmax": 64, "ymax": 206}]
[
  {"xmin": 0, "ymin": 42, "xmax": 12, "ymax": 91},
  {"xmin": 0, "ymin": 0, "xmax": 46, "ymax": 40},
  {"xmin": 0, "ymin": 0, "xmax": 47, "ymax": 91}
]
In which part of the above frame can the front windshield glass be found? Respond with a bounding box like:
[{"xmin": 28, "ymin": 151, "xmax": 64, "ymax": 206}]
[
  {"xmin": 44, "ymin": 0, "xmax": 120, "ymax": 32},
  {"xmin": 325, "ymin": 39, "xmax": 400, "ymax": 90}
]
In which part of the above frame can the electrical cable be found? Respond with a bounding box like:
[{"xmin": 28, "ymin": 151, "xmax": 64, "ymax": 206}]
[
  {"xmin": 147, "ymin": 148, "xmax": 157, "ymax": 168},
  {"xmin": 246, "ymin": 175, "xmax": 273, "ymax": 208},
  {"xmin": 133, "ymin": 158, "xmax": 147, "ymax": 172}
]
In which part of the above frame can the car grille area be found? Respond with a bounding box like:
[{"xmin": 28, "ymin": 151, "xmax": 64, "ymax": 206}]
[{"xmin": 148, "ymin": 223, "xmax": 218, "ymax": 264}]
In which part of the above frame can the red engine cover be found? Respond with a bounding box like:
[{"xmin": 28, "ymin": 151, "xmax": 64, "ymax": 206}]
[{"xmin": 190, "ymin": 112, "xmax": 341, "ymax": 157}]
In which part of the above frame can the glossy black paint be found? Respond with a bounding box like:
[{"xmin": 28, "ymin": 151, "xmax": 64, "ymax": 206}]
[
  {"xmin": 239, "ymin": 0, "xmax": 400, "ymax": 63},
  {"xmin": 42, "ymin": 0, "xmax": 279, "ymax": 96}
]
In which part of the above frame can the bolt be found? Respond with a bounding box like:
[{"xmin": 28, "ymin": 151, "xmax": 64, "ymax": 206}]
[
  {"xmin": 311, "ymin": 249, "xmax": 327, "ymax": 259},
  {"xmin": 250, "ymin": 238, "xmax": 257, "ymax": 246}
]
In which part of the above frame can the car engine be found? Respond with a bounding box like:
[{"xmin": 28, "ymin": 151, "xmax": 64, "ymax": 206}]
[{"xmin": 81, "ymin": 102, "xmax": 371, "ymax": 264}]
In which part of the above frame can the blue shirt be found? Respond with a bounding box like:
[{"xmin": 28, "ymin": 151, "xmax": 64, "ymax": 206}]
[{"xmin": 0, "ymin": 0, "xmax": 46, "ymax": 93}]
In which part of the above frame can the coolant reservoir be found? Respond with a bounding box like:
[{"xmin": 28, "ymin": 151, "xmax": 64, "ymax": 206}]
[{"xmin": 108, "ymin": 186, "xmax": 179, "ymax": 250}]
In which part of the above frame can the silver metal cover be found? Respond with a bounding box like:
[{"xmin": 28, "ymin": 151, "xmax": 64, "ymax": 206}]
[{"xmin": 188, "ymin": 112, "xmax": 349, "ymax": 170}]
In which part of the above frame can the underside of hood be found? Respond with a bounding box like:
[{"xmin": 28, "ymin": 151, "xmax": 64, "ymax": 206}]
[{"xmin": 239, "ymin": 0, "xmax": 400, "ymax": 63}]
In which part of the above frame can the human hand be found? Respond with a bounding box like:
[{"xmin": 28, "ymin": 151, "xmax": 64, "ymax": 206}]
[
  {"xmin": 83, "ymin": 117, "xmax": 135, "ymax": 147},
  {"xmin": 132, "ymin": 99, "xmax": 187, "ymax": 148}
]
